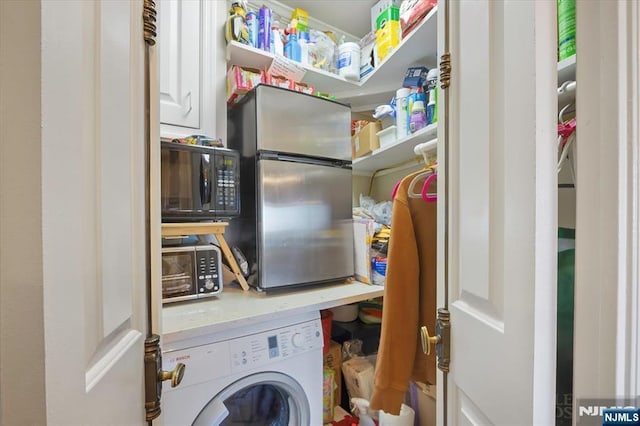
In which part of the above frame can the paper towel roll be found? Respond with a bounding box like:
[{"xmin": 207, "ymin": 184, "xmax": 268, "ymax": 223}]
[{"xmin": 379, "ymin": 404, "xmax": 415, "ymax": 426}]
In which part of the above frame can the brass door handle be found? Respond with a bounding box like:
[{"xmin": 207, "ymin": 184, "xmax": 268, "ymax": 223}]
[
  {"xmin": 159, "ymin": 363, "xmax": 185, "ymax": 388},
  {"xmin": 421, "ymin": 325, "xmax": 440, "ymax": 356}
]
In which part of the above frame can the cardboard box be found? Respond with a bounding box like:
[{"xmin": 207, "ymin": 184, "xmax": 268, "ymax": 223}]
[
  {"xmin": 293, "ymin": 81, "xmax": 315, "ymax": 95},
  {"xmin": 341, "ymin": 355, "xmax": 376, "ymax": 401},
  {"xmin": 414, "ymin": 381, "xmax": 436, "ymax": 426},
  {"xmin": 322, "ymin": 368, "xmax": 336, "ymax": 424},
  {"xmin": 351, "ymin": 121, "xmax": 382, "ymax": 159},
  {"xmin": 266, "ymin": 74, "xmax": 294, "ymax": 90},
  {"xmin": 226, "ymin": 65, "xmax": 265, "ymax": 105},
  {"xmin": 323, "ymin": 340, "xmax": 342, "ymax": 405},
  {"xmin": 403, "ymin": 66, "xmax": 430, "ymax": 88},
  {"xmin": 376, "ymin": 5, "xmax": 400, "ymax": 30},
  {"xmin": 371, "ymin": 0, "xmax": 402, "ymax": 32},
  {"xmin": 376, "ymin": 20, "xmax": 401, "ymax": 62},
  {"xmin": 353, "ymin": 219, "xmax": 376, "ymax": 284},
  {"xmin": 359, "ymin": 32, "xmax": 377, "ymax": 80}
]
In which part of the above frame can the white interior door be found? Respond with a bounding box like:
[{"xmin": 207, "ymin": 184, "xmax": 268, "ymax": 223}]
[
  {"xmin": 438, "ymin": 1, "xmax": 557, "ymax": 424},
  {"xmin": 41, "ymin": 1, "xmax": 148, "ymax": 423}
]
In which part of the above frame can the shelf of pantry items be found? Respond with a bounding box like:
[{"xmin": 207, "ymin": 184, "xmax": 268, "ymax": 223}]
[
  {"xmin": 352, "ymin": 123, "xmax": 437, "ymax": 176},
  {"xmin": 162, "ymin": 279, "xmax": 384, "ymax": 345},
  {"xmin": 226, "ymin": 6, "xmax": 438, "ymax": 111}
]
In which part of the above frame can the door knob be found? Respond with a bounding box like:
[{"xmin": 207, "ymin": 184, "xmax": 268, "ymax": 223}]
[
  {"xmin": 420, "ymin": 325, "xmax": 440, "ymax": 356},
  {"xmin": 159, "ymin": 363, "xmax": 185, "ymax": 388}
]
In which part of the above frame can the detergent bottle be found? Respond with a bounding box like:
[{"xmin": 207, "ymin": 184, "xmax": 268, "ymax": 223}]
[
  {"xmin": 284, "ymin": 27, "xmax": 301, "ymax": 62},
  {"xmin": 225, "ymin": 1, "xmax": 250, "ymax": 45}
]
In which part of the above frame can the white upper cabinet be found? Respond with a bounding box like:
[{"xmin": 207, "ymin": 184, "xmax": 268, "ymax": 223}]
[
  {"xmin": 159, "ymin": 0, "xmax": 200, "ymax": 129},
  {"xmin": 159, "ymin": 1, "xmax": 225, "ymax": 141}
]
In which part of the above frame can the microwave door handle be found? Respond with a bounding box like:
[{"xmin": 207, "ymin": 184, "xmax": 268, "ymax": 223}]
[{"xmin": 200, "ymin": 155, "xmax": 211, "ymax": 206}]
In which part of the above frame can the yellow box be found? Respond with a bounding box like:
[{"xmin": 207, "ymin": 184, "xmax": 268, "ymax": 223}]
[
  {"xmin": 323, "ymin": 340, "xmax": 342, "ymax": 405},
  {"xmin": 376, "ymin": 20, "xmax": 401, "ymax": 62},
  {"xmin": 351, "ymin": 121, "xmax": 382, "ymax": 159},
  {"xmin": 291, "ymin": 7, "xmax": 309, "ymax": 33},
  {"xmin": 322, "ymin": 368, "xmax": 335, "ymax": 424}
]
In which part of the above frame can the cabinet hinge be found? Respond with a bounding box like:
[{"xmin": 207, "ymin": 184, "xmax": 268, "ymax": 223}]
[
  {"xmin": 143, "ymin": 0, "xmax": 158, "ymax": 46},
  {"xmin": 435, "ymin": 308, "xmax": 450, "ymax": 372},
  {"xmin": 439, "ymin": 53, "xmax": 451, "ymax": 90},
  {"xmin": 421, "ymin": 308, "xmax": 451, "ymax": 373}
]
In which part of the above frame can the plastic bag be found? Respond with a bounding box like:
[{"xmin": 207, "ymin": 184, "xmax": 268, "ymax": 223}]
[
  {"xmin": 309, "ymin": 30, "xmax": 336, "ymax": 72},
  {"xmin": 399, "ymin": 0, "xmax": 437, "ymax": 37},
  {"xmin": 341, "ymin": 339, "xmax": 377, "ymax": 402},
  {"xmin": 358, "ymin": 194, "xmax": 392, "ymax": 226}
]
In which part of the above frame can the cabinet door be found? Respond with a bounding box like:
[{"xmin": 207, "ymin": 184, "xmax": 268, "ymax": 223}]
[{"xmin": 159, "ymin": 0, "xmax": 200, "ymax": 129}]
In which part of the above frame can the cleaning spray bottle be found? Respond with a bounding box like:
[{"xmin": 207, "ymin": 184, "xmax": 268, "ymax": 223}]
[
  {"xmin": 284, "ymin": 25, "xmax": 301, "ymax": 62},
  {"xmin": 351, "ymin": 398, "xmax": 376, "ymax": 426},
  {"xmin": 225, "ymin": 1, "xmax": 249, "ymax": 45}
]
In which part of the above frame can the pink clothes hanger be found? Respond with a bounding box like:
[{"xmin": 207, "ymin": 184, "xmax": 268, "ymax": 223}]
[
  {"xmin": 391, "ymin": 180, "xmax": 401, "ymax": 200},
  {"xmin": 421, "ymin": 172, "xmax": 437, "ymax": 202}
]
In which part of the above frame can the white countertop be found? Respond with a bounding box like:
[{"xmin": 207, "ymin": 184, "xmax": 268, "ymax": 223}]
[{"xmin": 162, "ymin": 280, "xmax": 384, "ymax": 345}]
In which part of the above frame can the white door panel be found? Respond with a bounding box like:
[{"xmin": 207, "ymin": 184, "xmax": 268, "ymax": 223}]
[
  {"xmin": 42, "ymin": 1, "xmax": 147, "ymax": 423},
  {"xmin": 441, "ymin": 0, "xmax": 557, "ymax": 424}
]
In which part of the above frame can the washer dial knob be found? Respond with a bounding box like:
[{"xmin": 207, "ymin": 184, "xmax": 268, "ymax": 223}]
[{"xmin": 291, "ymin": 332, "xmax": 304, "ymax": 348}]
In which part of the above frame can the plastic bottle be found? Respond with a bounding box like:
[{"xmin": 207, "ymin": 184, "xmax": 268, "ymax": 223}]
[
  {"xmin": 337, "ymin": 42, "xmax": 361, "ymax": 81},
  {"xmin": 258, "ymin": 6, "xmax": 271, "ymax": 51},
  {"xmin": 271, "ymin": 20, "xmax": 283, "ymax": 55},
  {"xmin": 557, "ymin": 0, "xmax": 576, "ymax": 61},
  {"xmin": 351, "ymin": 398, "xmax": 376, "ymax": 426},
  {"xmin": 246, "ymin": 11, "xmax": 258, "ymax": 48},
  {"xmin": 284, "ymin": 28, "xmax": 301, "ymax": 62},
  {"xmin": 395, "ymin": 87, "xmax": 410, "ymax": 140},
  {"xmin": 409, "ymin": 100, "xmax": 427, "ymax": 133},
  {"xmin": 299, "ymin": 38, "xmax": 310, "ymax": 65},
  {"xmin": 225, "ymin": 2, "xmax": 249, "ymax": 45},
  {"xmin": 407, "ymin": 88, "xmax": 417, "ymax": 119},
  {"xmin": 425, "ymin": 69, "xmax": 438, "ymax": 125}
]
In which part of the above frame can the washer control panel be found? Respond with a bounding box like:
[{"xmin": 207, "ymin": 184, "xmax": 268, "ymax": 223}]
[{"xmin": 229, "ymin": 318, "xmax": 323, "ymax": 374}]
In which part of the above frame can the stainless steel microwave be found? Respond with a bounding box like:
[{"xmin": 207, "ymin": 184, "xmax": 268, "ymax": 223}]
[
  {"xmin": 161, "ymin": 245, "xmax": 223, "ymax": 304},
  {"xmin": 161, "ymin": 142, "xmax": 240, "ymax": 221}
]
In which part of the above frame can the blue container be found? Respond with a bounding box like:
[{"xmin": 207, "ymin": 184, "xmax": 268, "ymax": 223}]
[
  {"xmin": 284, "ymin": 30, "xmax": 301, "ymax": 62},
  {"xmin": 246, "ymin": 11, "xmax": 258, "ymax": 48}
]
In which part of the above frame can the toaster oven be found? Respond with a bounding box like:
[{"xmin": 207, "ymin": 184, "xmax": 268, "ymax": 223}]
[{"xmin": 161, "ymin": 245, "xmax": 223, "ymax": 304}]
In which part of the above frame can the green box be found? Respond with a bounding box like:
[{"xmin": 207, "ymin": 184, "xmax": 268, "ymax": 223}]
[{"xmin": 376, "ymin": 6, "xmax": 400, "ymax": 30}]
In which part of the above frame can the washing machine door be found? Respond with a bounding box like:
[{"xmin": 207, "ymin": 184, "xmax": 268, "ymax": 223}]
[{"xmin": 192, "ymin": 371, "xmax": 310, "ymax": 426}]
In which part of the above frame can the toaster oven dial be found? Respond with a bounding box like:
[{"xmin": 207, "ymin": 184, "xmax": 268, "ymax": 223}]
[{"xmin": 204, "ymin": 278, "xmax": 214, "ymax": 290}]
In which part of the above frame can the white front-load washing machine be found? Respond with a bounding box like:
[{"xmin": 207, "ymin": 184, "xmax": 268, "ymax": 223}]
[{"xmin": 162, "ymin": 311, "xmax": 324, "ymax": 426}]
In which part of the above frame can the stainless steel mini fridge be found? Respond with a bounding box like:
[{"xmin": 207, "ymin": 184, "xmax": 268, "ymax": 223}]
[{"xmin": 228, "ymin": 85, "xmax": 354, "ymax": 290}]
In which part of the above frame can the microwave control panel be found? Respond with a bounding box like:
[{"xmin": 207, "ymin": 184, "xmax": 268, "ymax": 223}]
[{"xmin": 214, "ymin": 151, "xmax": 240, "ymax": 216}]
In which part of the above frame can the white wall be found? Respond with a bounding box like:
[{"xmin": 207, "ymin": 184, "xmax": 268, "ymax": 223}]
[
  {"xmin": 353, "ymin": 164, "xmax": 423, "ymax": 207},
  {"xmin": 0, "ymin": 1, "xmax": 47, "ymax": 424}
]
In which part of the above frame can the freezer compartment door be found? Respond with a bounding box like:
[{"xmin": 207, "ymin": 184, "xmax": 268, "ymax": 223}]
[
  {"xmin": 258, "ymin": 159, "xmax": 354, "ymax": 289},
  {"xmin": 255, "ymin": 85, "xmax": 352, "ymax": 161}
]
